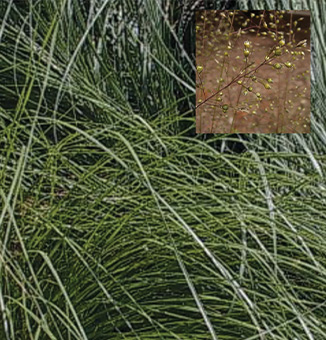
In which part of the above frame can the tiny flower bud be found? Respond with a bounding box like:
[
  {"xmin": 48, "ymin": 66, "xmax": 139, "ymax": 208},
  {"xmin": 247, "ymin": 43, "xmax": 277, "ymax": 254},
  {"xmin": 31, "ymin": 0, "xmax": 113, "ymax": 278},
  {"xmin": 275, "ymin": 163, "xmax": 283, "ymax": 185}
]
[
  {"xmin": 267, "ymin": 78, "xmax": 273, "ymax": 83},
  {"xmin": 285, "ymin": 62, "xmax": 292, "ymax": 68},
  {"xmin": 279, "ymin": 39, "xmax": 285, "ymax": 46},
  {"xmin": 274, "ymin": 48, "xmax": 282, "ymax": 56},
  {"xmin": 244, "ymin": 49, "xmax": 250, "ymax": 57},
  {"xmin": 197, "ymin": 66, "xmax": 203, "ymax": 72},
  {"xmin": 244, "ymin": 40, "xmax": 250, "ymax": 48},
  {"xmin": 222, "ymin": 105, "xmax": 229, "ymax": 111}
]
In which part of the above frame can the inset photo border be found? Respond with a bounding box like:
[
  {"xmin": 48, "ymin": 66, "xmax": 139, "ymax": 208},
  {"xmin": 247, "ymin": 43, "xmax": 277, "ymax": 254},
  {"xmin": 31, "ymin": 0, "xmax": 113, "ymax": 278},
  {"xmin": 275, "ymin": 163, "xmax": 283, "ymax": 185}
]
[{"xmin": 196, "ymin": 10, "xmax": 311, "ymax": 134}]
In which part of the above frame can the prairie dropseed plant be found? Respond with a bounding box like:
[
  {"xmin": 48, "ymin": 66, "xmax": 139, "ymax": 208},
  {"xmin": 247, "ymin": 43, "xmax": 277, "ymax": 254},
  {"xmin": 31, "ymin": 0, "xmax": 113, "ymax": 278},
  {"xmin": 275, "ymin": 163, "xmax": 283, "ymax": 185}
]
[
  {"xmin": 0, "ymin": 1, "xmax": 325, "ymax": 340},
  {"xmin": 196, "ymin": 10, "xmax": 311, "ymax": 133}
]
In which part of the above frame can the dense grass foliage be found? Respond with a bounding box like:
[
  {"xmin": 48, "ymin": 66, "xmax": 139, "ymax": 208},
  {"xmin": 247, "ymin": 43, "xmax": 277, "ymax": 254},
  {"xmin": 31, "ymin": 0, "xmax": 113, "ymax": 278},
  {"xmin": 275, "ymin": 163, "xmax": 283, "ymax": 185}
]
[{"xmin": 0, "ymin": 0, "xmax": 325, "ymax": 339}]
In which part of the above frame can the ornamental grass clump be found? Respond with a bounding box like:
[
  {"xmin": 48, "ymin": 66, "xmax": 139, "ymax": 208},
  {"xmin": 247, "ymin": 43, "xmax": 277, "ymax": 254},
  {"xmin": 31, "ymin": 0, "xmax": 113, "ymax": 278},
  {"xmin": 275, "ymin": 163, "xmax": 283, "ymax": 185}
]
[
  {"xmin": 196, "ymin": 10, "xmax": 311, "ymax": 133},
  {"xmin": 0, "ymin": 1, "xmax": 325, "ymax": 340}
]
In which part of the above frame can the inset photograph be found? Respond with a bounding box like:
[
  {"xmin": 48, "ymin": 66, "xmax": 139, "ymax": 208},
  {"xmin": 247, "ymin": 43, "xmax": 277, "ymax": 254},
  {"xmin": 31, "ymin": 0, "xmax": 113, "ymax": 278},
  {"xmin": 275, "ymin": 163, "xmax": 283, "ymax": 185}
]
[{"xmin": 196, "ymin": 10, "xmax": 310, "ymax": 133}]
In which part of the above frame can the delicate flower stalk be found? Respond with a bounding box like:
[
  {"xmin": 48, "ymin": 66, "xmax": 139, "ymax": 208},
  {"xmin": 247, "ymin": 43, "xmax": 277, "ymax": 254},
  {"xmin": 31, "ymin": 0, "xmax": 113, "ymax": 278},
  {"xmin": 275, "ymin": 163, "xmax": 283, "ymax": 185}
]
[{"xmin": 195, "ymin": 10, "xmax": 310, "ymax": 133}]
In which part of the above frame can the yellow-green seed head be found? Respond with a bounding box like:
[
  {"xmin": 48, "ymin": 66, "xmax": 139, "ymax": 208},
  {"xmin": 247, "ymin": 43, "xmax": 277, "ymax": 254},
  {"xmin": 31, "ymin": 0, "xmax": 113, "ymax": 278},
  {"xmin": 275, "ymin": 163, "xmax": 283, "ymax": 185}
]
[
  {"xmin": 274, "ymin": 48, "xmax": 282, "ymax": 56},
  {"xmin": 244, "ymin": 49, "xmax": 250, "ymax": 57},
  {"xmin": 244, "ymin": 40, "xmax": 250, "ymax": 48}
]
